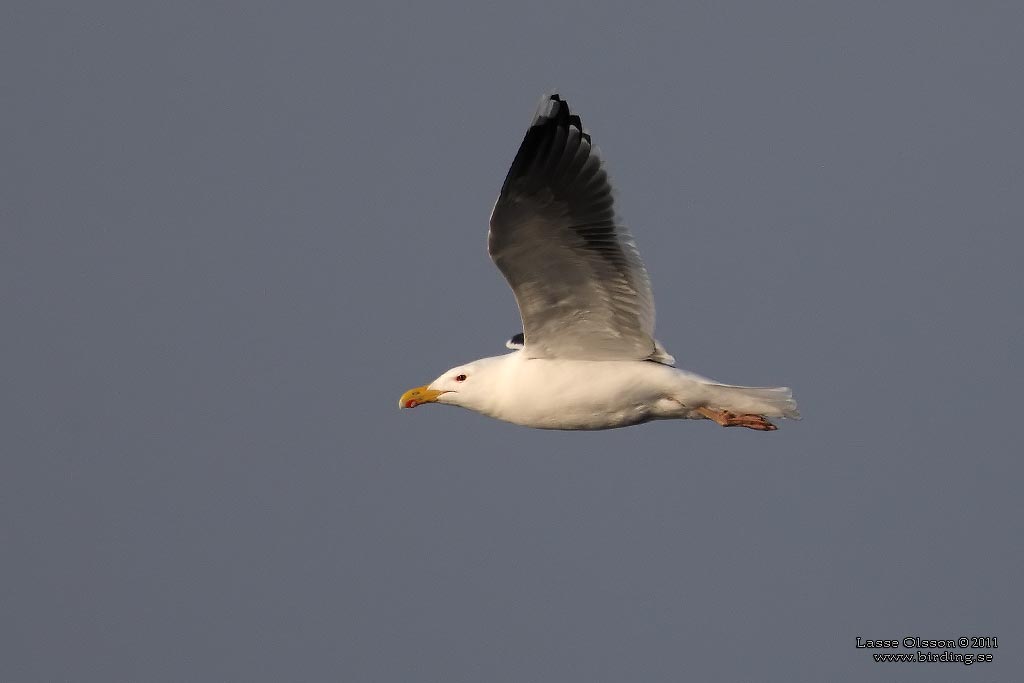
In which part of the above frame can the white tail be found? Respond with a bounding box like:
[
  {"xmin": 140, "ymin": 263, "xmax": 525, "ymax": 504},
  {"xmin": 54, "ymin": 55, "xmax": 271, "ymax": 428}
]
[{"xmin": 703, "ymin": 383, "xmax": 800, "ymax": 419}]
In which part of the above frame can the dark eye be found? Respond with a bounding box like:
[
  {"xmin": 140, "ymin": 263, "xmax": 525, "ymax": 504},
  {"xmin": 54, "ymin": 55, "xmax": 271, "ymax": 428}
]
[{"xmin": 455, "ymin": 374, "xmax": 467, "ymax": 382}]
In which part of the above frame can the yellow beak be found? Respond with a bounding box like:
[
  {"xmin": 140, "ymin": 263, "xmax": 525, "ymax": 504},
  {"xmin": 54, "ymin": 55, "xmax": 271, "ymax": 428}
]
[{"xmin": 399, "ymin": 385, "xmax": 447, "ymax": 409}]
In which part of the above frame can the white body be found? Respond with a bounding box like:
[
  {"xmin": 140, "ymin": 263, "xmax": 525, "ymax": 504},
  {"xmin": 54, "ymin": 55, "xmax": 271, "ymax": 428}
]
[{"xmin": 430, "ymin": 352, "xmax": 798, "ymax": 431}]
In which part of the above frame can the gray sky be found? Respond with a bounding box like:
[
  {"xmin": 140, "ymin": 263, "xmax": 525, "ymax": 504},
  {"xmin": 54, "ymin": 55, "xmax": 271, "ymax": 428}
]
[{"xmin": 3, "ymin": 2, "xmax": 1022, "ymax": 681}]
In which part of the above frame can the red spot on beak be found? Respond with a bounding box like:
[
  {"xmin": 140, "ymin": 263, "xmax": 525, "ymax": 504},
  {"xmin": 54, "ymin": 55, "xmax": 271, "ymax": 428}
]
[{"xmin": 405, "ymin": 399, "xmax": 418, "ymax": 408}]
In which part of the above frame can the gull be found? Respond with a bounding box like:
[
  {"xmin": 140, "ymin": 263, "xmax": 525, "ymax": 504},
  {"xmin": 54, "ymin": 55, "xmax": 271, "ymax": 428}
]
[{"xmin": 399, "ymin": 94, "xmax": 799, "ymax": 431}]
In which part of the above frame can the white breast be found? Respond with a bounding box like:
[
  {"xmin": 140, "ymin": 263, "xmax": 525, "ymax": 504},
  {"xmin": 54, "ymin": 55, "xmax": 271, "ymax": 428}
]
[{"xmin": 484, "ymin": 354, "xmax": 691, "ymax": 430}]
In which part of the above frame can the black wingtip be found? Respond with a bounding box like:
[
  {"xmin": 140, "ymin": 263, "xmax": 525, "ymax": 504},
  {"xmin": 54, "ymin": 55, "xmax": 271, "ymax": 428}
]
[
  {"xmin": 534, "ymin": 93, "xmax": 578, "ymax": 128},
  {"xmin": 498, "ymin": 93, "xmax": 594, "ymax": 196}
]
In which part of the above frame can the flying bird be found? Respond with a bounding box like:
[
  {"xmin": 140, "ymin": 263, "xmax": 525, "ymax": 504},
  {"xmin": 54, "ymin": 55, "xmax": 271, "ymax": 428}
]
[{"xmin": 399, "ymin": 94, "xmax": 798, "ymax": 431}]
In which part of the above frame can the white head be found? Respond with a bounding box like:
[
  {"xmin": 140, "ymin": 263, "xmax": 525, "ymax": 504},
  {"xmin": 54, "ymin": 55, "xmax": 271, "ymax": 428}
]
[{"xmin": 398, "ymin": 356, "xmax": 506, "ymax": 415}]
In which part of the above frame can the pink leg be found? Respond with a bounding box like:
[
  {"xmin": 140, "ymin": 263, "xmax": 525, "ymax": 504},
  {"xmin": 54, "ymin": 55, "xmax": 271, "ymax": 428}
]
[{"xmin": 696, "ymin": 407, "xmax": 777, "ymax": 431}]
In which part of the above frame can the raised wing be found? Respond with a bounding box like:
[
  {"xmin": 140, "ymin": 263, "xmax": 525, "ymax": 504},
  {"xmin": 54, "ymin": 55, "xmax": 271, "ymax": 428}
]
[{"xmin": 488, "ymin": 94, "xmax": 660, "ymax": 361}]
